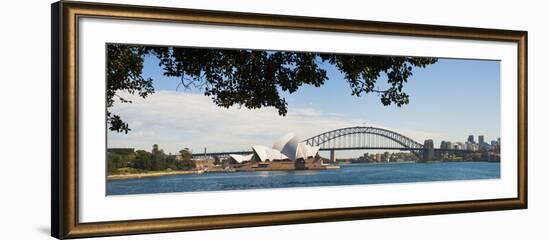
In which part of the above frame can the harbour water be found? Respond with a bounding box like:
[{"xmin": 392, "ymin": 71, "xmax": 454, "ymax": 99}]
[{"xmin": 106, "ymin": 161, "xmax": 500, "ymax": 195}]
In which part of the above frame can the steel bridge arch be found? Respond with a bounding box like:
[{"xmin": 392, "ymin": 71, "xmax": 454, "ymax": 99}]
[{"xmin": 303, "ymin": 126, "xmax": 424, "ymax": 150}]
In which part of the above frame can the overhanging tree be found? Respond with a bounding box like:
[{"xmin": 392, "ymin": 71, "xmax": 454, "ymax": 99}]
[{"xmin": 107, "ymin": 44, "xmax": 437, "ymax": 133}]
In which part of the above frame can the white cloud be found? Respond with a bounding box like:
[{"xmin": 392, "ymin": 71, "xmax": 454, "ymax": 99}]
[{"xmin": 108, "ymin": 91, "xmax": 439, "ymax": 155}]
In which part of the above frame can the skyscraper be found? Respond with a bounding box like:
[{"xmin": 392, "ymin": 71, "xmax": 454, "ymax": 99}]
[
  {"xmin": 478, "ymin": 135, "xmax": 485, "ymax": 149},
  {"xmin": 468, "ymin": 135, "xmax": 475, "ymax": 143}
]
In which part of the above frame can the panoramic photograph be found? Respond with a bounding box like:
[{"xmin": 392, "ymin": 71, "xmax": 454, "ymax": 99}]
[{"xmin": 105, "ymin": 43, "xmax": 501, "ymax": 196}]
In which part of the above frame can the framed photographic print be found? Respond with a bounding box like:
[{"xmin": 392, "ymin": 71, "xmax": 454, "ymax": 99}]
[{"xmin": 51, "ymin": 1, "xmax": 527, "ymax": 239}]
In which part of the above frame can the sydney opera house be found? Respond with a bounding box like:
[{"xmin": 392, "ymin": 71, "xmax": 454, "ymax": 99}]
[{"xmin": 228, "ymin": 133, "xmax": 334, "ymax": 171}]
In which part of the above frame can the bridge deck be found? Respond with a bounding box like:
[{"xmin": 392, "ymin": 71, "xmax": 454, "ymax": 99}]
[
  {"xmin": 191, "ymin": 148, "xmax": 472, "ymax": 157},
  {"xmin": 190, "ymin": 127, "xmax": 474, "ymax": 158}
]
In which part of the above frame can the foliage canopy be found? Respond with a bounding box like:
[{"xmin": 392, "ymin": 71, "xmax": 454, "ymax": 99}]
[{"xmin": 107, "ymin": 44, "xmax": 437, "ymax": 133}]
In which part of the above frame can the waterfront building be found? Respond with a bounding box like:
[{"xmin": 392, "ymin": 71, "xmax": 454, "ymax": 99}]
[
  {"xmin": 231, "ymin": 133, "xmax": 320, "ymax": 162},
  {"xmin": 440, "ymin": 141, "xmax": 452, "ymax": 150},
  {"xmin": 271, "ymin": 133, "xmax": 320, "ymax": 161},
  {"xmin": 480, "ymin": 142, "xmax": 491, "ymax": 151},
  {"xmin": 466, "ymin": 142, "xmax": 478, "ymax": 151},
  {"xmin": 228, "ymin": 154, "xmax": 254, "ymax": 163},
  {"xmin": 355, "ymin": 153, "xmax": 370, "ymax": 163},
  {"xmin": 251, "ymin": 145, "xmax": 288, "ymax": 161},
  {"xmin": 222, "ymin": 133, "xmax": 332, "ymax": 172},
  {"xmin": 195, "ymin": 159, "xmax": 215, "ymax": 170},
  {"xmin": 491, "ymin": 140, "xmax": 500, "ymax": 152},
  {"xmin": 439, "ymin": 141, "xmax": 447, "ymax": 149},
  {"xmin": 493, "ymin": 139, "xmax": 501, "ymax": 153},
  {"xmin": 478, "ymin": 135, "xmax": 485, "ymax": 149}
]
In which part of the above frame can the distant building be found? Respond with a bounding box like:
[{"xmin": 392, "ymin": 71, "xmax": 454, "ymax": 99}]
[
  {"xmin": 383, "ymin": 152, "xmax": 390, "ymax": 162},
  {"xmin": 480, "ymin": 142, "xmax": 491, "ymax": 151},
  {"xmin": 439, "ymin": 141, "xmax": 453, "ymax": 150},
  {"xmin": 491, "ymin": 140, "xmax": 500, "ymax": 152},
  {"xmin": 195, "ymin": 159, "xmax": 215, "ymax": 170},
  {"xmin": 466, "ymin": 142, "xmax": 478, "ymax": 151},
  {"xmin": 355, "ymin": 153, "xmax": 370, "ymax": 163},
  {"xmin": 478, "ymin": 135, "xmax": 485, "ymax": 149},
  {"xmin": 454, "ymin": 142, "xmax": 465, "ymax": 150},
  {"xmin": 468, "ymin": 135, "xmax": 475, "ymax": 144},
  {"xmin": 494, "ymin": 138, "xmax": 501, "ymax": 153}
]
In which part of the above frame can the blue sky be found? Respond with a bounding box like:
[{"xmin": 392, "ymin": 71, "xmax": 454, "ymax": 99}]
[{"xmin": 108, "ymin": 52, "xmax": 500, "ymax": 155}]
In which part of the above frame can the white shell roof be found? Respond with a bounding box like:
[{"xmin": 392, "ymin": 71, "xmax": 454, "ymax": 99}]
[
  {"xmin": 252, "ymin": 145, "xmax": 289, "ymax": 161},
  {"xmin": 231, "ymin": 133, "xmax": 320, "ymax": 162},
  {"xmin": 272, "ymin": 132, "xmax": 295, "ymax": 151},
  {"xmin": 280, "ymin": 135, "xmax": 301, "ymax": 161},
  {"xmin": 305, "ymin": 145, "xmax": 320, "ymax": 158},
  {"xmin": 263, "ymin": 134, "xmax": 321, "ymax": 161},
  {"xmin": 229, "ymin": 154, "xmax": 254, "ymax": 163}
]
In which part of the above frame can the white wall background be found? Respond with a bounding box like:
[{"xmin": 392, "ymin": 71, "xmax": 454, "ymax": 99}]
[{"xmin": 0, "ymin": 0, "xmax": 547, "ymax": 239}]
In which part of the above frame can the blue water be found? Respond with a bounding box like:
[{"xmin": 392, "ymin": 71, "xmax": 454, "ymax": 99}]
[{"xmin": 106, "ymin": 162, "xmax": 500, "ymax": 195}]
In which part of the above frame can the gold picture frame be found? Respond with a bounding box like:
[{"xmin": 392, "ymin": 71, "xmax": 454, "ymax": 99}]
[{"xmin": 51, "ymin": 1, "xmax": 527, "ymax": 239}]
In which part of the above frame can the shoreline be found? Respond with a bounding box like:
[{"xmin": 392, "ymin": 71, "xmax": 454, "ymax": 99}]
[
  {"xmin": 107, "ymin": 170, "xmax": 198, "ymax": 180},
  {"xmin": 108, "ymin": 160, "xmax": 499, "ymax": 180}
]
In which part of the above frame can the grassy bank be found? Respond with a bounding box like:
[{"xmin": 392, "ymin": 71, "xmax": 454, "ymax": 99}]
[{"xmin": 107, "ymin": 167, "xmax": 198, "ymax": 180}]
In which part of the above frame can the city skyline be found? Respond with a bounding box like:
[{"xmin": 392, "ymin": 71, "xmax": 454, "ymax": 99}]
[{"xmin": 108, "ymin": 53, "xmax": 501, "ymax": 155}]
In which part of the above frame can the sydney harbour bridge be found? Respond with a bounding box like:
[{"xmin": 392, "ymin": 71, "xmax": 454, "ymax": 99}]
[{"xmin": 191, "ymin": 126, "xmax": 473, "ymax": 162}]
